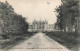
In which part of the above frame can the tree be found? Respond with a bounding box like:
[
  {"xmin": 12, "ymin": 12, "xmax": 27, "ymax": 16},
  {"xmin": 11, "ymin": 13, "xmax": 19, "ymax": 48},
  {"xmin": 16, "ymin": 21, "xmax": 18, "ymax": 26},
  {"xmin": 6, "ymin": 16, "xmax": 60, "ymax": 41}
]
[
  {"xmin": 0, "ymin": 1, "xmax": 29, "ymax": 38},
  {"xmin": 55, "ymin": 0, "xmax": 79, "ymax": 32}
]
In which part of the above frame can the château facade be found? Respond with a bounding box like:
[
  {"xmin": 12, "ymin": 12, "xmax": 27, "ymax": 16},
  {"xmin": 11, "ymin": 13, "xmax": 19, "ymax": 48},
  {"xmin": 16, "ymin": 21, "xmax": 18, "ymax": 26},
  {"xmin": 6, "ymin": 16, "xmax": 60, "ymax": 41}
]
[{"xmin": 28, "ymin": 20, "xmax": 54, "ymax": 32}]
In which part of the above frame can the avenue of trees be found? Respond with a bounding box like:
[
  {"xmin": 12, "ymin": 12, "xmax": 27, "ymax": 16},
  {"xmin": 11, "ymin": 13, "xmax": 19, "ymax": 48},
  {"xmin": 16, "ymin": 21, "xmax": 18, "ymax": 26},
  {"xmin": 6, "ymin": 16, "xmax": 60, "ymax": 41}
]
[
  {"xmin": 0, "ymin": 1, "xmax": 28, "ymax": 38},
  {"xmin": 55, "ymin": 0, "xmax": 79, "ymax": 33}
]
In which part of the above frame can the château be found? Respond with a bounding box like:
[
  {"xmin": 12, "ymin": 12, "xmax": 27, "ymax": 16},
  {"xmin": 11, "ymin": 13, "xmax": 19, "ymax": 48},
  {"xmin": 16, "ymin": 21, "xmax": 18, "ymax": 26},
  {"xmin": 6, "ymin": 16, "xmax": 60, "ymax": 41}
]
[{"xmin": 28, "ymin": 20, "xmax": 54, "ymax": 32}]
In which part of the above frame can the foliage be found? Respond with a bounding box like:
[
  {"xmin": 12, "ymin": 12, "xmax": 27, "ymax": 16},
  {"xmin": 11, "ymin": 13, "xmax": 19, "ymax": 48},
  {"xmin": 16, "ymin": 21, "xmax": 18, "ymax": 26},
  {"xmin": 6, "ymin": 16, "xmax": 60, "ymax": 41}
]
[
  {"xmin": 55, "ymin": 0, "xmax": 79, "ymax": 32},
  {"xmin": 0, "ymin": 1, "xmax": 28, "ymax": 38}
]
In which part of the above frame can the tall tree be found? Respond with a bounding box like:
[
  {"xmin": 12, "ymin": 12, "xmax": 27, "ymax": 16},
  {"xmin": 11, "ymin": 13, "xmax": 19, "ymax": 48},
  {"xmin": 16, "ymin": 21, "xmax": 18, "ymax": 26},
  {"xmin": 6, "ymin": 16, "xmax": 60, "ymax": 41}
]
[
  {"xmin": 0, "ymin": 1, "xmax": 28, "ymax": 38},
  {"xmin": 55, "ymin": 0, "xmax": 79, "ymax": 32}
]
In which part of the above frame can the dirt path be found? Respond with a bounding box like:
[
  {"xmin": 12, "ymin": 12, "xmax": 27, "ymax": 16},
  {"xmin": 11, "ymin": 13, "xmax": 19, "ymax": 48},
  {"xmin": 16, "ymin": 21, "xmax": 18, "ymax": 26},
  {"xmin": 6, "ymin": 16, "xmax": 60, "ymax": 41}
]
[{"xmin": 2, "ymin": 32, "xmax": 70, "ymax": 51}]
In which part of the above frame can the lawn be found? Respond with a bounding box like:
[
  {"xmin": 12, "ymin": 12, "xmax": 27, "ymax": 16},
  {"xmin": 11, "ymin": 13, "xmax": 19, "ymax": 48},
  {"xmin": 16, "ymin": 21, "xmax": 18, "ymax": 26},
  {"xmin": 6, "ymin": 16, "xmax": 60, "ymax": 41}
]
[
  {"xmin": 45, "ymin": 31, "xmax": 79, "ymax": 49},
  {"xmin": 0, "ymin": 32, "xmax": 35, "ymax": 49}
]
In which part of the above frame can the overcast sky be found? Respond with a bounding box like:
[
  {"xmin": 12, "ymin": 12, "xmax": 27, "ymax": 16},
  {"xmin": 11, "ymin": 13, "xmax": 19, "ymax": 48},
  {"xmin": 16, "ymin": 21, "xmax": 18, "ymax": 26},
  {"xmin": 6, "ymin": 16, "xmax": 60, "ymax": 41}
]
[{"xmin": 0, "ymin": 0, "xmax": 61, "ymax": 24}]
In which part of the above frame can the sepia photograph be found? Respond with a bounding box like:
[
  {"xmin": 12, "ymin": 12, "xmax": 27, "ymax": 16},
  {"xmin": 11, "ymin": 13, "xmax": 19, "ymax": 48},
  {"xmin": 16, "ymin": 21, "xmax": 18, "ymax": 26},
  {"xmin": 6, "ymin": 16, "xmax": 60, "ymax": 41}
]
[{"xmin": 0, "ymin": 0, "xmax": 80, "ymax": 51}]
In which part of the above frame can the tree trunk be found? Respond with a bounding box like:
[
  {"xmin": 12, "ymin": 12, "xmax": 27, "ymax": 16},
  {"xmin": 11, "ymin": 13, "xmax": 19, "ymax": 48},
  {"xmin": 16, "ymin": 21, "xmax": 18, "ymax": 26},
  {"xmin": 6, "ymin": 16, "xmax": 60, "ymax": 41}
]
[
  {"xmin": 72, "ymin": 20, "xmax": 80, "ymax": 51},
  {"xmin": 63, "ymin": 26, "xmax": 67, "ymax": 32}
]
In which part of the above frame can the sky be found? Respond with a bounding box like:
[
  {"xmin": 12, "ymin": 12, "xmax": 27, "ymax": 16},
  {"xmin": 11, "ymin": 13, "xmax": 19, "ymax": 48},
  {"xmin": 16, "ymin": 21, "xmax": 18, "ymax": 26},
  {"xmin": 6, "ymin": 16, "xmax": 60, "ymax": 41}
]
[{"xmin": 0, "ymin": 0, "xmax": 61, "ymax": 24}]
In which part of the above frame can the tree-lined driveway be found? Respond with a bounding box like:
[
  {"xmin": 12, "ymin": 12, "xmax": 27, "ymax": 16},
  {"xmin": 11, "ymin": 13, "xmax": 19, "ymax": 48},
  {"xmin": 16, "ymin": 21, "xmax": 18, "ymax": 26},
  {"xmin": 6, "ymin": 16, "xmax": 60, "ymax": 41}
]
[{"xmin": 2, "ymin": 32, "xmax": 70, "ymax": 51}]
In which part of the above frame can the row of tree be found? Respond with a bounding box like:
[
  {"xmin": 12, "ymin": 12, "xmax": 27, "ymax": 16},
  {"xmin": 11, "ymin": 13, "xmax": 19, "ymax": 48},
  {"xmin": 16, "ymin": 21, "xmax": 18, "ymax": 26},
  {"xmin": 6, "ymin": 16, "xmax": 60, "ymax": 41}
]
[
  {"xmin": 0, "ymin": 1, "xmax": 28, "ymax": 38},
  {"xmin": 54, "ymin": 0, "xmax": 79, "ymax": 32}
]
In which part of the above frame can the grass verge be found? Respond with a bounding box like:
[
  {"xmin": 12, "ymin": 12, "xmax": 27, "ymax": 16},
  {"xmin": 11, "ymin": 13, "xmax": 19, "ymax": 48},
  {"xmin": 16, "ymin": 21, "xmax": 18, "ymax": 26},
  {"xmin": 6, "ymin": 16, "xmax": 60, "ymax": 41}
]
[
  {"xmin": 45, "ymin": 31, "xmax": 79, "ymax": 49},
  {"xmin": 0, "ymin": 32, "xmax": 35, "ymax": 49}
]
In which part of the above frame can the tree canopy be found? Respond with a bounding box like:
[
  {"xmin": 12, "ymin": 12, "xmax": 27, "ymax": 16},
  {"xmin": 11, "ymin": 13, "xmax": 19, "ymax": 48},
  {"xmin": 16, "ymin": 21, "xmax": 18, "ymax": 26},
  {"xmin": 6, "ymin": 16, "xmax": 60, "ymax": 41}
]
[
  {"xmin": 0, "ymin": 1, "xmax": 28, "ymax": 38},
  {"xmin": 55, "ymin": 0, "xmax": 79, "ymax": 32}
]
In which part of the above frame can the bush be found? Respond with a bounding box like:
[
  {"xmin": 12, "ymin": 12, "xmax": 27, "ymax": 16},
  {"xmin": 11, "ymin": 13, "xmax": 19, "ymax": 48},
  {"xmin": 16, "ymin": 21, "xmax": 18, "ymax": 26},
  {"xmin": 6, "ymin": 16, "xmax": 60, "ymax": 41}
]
[{"xmin": 1, "ymin": 34, "xmax": 9, "ymax": 39}]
